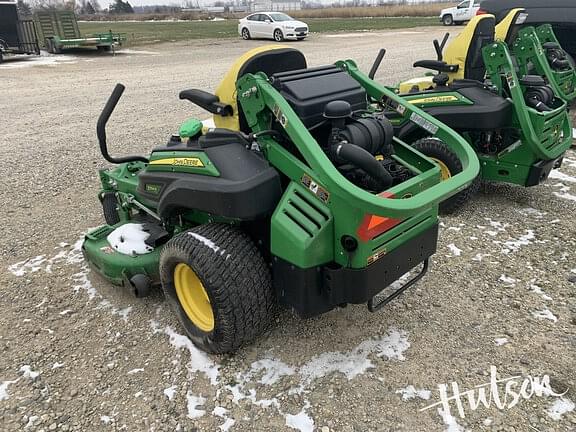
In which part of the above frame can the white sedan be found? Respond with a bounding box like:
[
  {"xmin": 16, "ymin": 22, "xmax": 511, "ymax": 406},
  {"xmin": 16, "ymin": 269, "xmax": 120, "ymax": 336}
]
[{"xmin": 238, "ymin": 12, "xmax": 309, "ymax": 42}]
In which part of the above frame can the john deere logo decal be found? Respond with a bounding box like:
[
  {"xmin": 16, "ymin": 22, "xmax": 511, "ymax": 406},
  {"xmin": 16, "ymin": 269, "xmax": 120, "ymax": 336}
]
[
  {"xmin": 409, "ymin": 95, "xmax": 459, "ymax": 105},
  {"xmin": 150, "ymin": 157, "xmax": 205, "ymax": 168}
]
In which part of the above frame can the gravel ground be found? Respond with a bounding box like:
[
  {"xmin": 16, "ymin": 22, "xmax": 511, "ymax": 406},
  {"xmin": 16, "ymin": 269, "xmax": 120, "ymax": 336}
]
[{"xmin": 1, "ymin": 29, "xmax": 575, "ymax": 432}]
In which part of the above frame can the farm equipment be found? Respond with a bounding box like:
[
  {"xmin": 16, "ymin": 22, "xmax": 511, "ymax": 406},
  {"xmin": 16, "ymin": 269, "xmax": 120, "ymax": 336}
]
[
  {"xmin": 82, "ymin": 46, "xmax": 478, "ymax": 353},
  {"xmin": 382, "ymin": 14, "xmax": 572, "ymax": 212},
  {"xmin": 399, "ymin": 10, "xmax": 576, "ymax": 104},
  {"xmin": 0, "ymin": 0, "xmax": 40, "ymax": 63},
  {"xmin": 33, "ymin": 10, "xmax": 125, "ymax": 54},
  {"xmin": 496, "ymin": 9, "xmax": 576, "ymax": 103}
]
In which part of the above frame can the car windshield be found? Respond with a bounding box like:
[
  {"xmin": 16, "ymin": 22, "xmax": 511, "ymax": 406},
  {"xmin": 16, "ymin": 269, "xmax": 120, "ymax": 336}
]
[{"xmin": 269, "ymin": 13, "xmax": 293, "ymax": 22}]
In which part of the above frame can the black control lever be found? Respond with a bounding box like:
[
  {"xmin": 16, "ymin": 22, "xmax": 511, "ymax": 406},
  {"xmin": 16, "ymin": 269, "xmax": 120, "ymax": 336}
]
[
  {"xmin": 97, "ymin": 84, "xmax": 149, "ymax": 164},
  {"xmin": 369, "ymin": 49, "xmax": 386, "ymax": 79},
  {"xmin": 433, "ymin": 33, "xmax": 450, "ymax": 61}
]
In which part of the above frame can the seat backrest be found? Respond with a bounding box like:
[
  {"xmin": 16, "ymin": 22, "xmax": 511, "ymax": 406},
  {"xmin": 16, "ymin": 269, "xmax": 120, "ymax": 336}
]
[
  {"xmin": 444, "ymin": 15, "xmax": 496, "ymax": 81},
  {"xmin": 494, "ymin": 8, "xmax": 526, "ymax": 44},
  {"xmin": 213, "ymin": 45, "xmax": 307, "ymax": 131}
]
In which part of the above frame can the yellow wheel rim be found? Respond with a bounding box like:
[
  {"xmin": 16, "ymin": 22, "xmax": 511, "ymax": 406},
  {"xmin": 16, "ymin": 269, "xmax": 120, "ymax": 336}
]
[
  {"xmin": 430, "ymin": 157, "xmax": 452, "ymax": 180},
  {"xmin": 174, "ymin": 263, "xmax": 214, "ymax": 332}
]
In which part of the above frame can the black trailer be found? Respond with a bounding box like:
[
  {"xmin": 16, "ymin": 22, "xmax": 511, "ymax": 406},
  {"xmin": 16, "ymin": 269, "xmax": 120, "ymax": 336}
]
[{"xmin": 0, "ymin": 0, "xmax": 40, "ymax": 63}]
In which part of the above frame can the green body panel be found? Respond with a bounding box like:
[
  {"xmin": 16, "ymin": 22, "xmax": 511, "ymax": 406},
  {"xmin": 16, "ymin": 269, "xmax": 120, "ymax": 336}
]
[
  {"xmin": 83, "ymin": 225, "xmax": 162, "ymax": 285},
  {"xmin": 237, "ymin": 61, "xmax": 478, "ymax": 268},
  {"xmin": 148, "ymin": 150, "xmax": 220, "ymax": 176},
  {"xmin": 271, "ymin": 182, "xmax": 334, "ymax": 268},
  {"xmin": 512, "ymin": 26, "xmax": 576, "ymax": 102}
]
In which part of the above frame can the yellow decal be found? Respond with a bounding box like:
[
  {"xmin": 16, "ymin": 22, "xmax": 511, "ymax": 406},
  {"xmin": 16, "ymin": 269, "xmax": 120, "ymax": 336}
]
[
  {"xmin": 149, "ymin": 157, "xmax": 205, "ymax": 168},
  {"xmin": 409, "ymin": 95, "xmax": 460, "ymax": 105}
]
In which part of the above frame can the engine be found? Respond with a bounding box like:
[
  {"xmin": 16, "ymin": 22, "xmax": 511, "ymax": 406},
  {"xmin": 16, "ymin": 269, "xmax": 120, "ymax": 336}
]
[{"xmin": 320, "ymin": 100, "xmax": 412, "ymax": 192}]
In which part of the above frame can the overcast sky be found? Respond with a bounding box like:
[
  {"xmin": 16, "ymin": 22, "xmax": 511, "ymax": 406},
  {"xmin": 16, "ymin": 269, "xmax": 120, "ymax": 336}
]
[{"xmin": 97, "ymin": 0, "xmax": 442, "ymax": 10}]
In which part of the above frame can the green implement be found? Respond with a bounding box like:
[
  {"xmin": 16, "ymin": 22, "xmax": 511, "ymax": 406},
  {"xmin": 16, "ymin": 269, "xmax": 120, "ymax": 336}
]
[
  {"xmin": 82, "ymin": 46, "xmax": 478, "ymax": 354},
  {"xmin": 33, "ymin": 11, "xmax": 125, "ymax": 54}
]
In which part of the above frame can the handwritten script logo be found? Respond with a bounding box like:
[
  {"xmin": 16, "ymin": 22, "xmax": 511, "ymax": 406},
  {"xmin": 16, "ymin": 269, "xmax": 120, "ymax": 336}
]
[{"xmin": 421, "ymin": 366, "xmax": 568, "ymax": 419}]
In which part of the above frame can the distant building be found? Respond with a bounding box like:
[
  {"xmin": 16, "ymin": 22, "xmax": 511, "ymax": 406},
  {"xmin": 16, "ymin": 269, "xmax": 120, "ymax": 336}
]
[{"xmin": 251, "ymin": 0, "xmax": 302, "ymax": 12}]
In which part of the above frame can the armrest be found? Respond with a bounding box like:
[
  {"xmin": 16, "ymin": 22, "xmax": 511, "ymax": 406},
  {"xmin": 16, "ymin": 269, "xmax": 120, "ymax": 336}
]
[
  {"xmin": 413, "ymin": 60, "xmax": 459, "ymax": 73},
  {"xmin": 179, "ymin": 89, "xmax": 233, "ymax": 117}
]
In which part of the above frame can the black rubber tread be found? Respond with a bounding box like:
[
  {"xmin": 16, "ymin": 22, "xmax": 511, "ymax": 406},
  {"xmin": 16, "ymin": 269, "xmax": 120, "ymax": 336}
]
[
  {"xmin": 102, "ymin": 192, "xmax": 120, "ymax": 225},
  {"xmin": 412, "ymin": 137, "xmax": 478, "ymax": 214},
  {"xmin": 159, "ymin": 223, "xmax": 276, "ymax": 354},
  {"xmin": 241, "ymin": 28, "xmax": 251, "ymax": 40}
]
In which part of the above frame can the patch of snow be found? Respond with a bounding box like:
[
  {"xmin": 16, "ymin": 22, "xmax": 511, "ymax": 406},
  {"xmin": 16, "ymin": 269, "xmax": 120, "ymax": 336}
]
[
  {"xmin": 547, "ymin": 397, "xmax": 575, "ymax": 420},
  {"xmin": 0, "ymin": 380, "xmax": 18, "ymax": 401},
  {"xmin": 243, "ymin": 358, "xmax": 296, "ymax": 385},
  {"xmin": 218, "ymin": 418, "xmax": 235, "ymax": 431},
  {"xmin": 532, "ymin": 308, "xmax": 558, "ymax": 323},
  {"xmin": 59, "ymin": 309, "xmax": 73, "ymax": 315},
  {"xmin": 186, "ymin": 392, "xmax": 206, "ymax": 419},
  {"xmin": 116, "ymin": 306, "xmax": 132, "ymax": 322},
  {"xmin": 498, "ymin": 275, "xmax": 517, "ymax": 285},
  {"xmin": 573, "ymin": 128, "xmax": 576, "ymax": 139},
  {"xmin": 164, "ymin": 385, "xmax": 177, "ymax": 400},
  {"xmin": 530, "ymin": 284, "xmax": 552, "ymax": 301},
  {"xmin": 35, "ymin": 298, "xmax": 47, "ymax": 308},
  {"xmin": 107, "ymin": 223, "xmax": 153, "ymax": 256},
  {"xmin": 497, "ymin": 230, "xmax": 535, "ymax": 254},
  {"xmin": 285, "ymin": 408, "xmax": 314, "ymax": 432},
  {"xmin": 553, "ymin": 191, "xmax": 576, "ymax": 202},
  {"xmin": 127, "ymin": 368, "xmax": 144, "ymax": 375},
  {"xmin": 549, "ymin": 170, "xmax": 576, "ymax": 183},
  {"xmin": 395, "ymin": 385, "xmax": 431, "ymax": 401},
  {"xmin": 8, "ymin": 255, "xmax": 47, "ymax": 276},
  {"xmin": 0, "ymin": 52, "xmax": 77, "ymax": 69},
  {"xmin": 164, "ymin": 326, "xmax": 219, "ymax": 385},
  {"xmin": 19, "ymin": 365, "xmax": 40, "ymax": 380},
  {"xmin": 483, "ymin": 418, "xmax": 493, "ymax": 426},
  {"xmin": 71, "ymin": 267, "xmax": 98, "ymax": 299},
  {"xmin": 299, "ymin": 328, "xmax": 409, "ymax": 384},
  {"xmin": 119, "ymin": 48, "xmax": 160, "ymax": 55},
  {"xmin": 52, "ymin": 362, "xmax": 65, "ymax": 369},
  {"xmin": 447, "ymin": 244, "xmax": 462, "ymax": 256},
  {"xmin": 100, "ymin": 415, "xmax": 112, "ymax": 424},
  {"xmin": 472, "ymin": 253, "xmax": 490, "ymax": 261},
  {"xmin": 24, "ymin": 415, "xmax": 39, "ymax": 429},
  {"xmin": 494, "ymin": 338, "xmax": 508, "ymax": 346},
  {"xmin": 134, "ymin": 391, "xmax": 143, "ymax": 398},
  {"xmin": 188, "ymin": 232, "xmax": 229, "ymax": 258}
]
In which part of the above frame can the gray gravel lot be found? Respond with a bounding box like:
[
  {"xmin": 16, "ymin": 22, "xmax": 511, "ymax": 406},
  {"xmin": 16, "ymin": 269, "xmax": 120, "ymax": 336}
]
[{"xmin": 0, "ymin": 28, "xmax": 575, "ymax": 432}]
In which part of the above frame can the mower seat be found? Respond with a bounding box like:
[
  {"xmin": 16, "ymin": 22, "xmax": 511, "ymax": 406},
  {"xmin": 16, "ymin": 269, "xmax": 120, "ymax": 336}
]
[
  {"xmin": 400, "ymin": 15, "xmax": 496, "ymax": 93},
  {"xmin": 213, "ymin": 45, "xmax": 307, "ymax": 132}
]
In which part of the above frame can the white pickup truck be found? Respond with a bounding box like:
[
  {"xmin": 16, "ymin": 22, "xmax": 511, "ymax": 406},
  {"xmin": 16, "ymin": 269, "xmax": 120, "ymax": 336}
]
[{"xmin": 440, "ymin": 0, "xmax": 481, "ymax": 26}]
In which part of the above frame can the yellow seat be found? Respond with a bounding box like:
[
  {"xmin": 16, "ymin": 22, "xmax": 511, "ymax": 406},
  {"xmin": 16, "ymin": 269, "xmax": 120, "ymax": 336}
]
[{"xmin": 211, "ymin": 45, "xmax": 307, "ymax": 131}]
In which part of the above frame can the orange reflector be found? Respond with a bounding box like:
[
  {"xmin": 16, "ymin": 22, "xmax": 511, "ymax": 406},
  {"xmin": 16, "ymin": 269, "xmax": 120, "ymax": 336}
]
[{"xmin": 356, "ymin": 192, "xmax": 402, "ymax": 242}]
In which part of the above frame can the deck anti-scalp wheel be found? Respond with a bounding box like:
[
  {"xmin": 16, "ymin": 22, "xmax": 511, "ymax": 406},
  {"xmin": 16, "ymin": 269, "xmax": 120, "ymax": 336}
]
[
  {"xmin": 412, "ymin": 137, "xmax": 479, "ymax": 214},
  {"xmin": 159, "ymin": 223, "xmax": 276, "ymax": 354}
]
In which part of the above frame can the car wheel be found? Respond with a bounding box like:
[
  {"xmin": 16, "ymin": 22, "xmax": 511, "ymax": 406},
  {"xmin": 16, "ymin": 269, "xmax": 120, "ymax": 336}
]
[
  {"xmin": 442, "ymin": 15, "xmax": 453, "ymax": 26},
  {"xmin": 274, "ymin": 29, "xmax": 284, "ymax": 42},
  {"xmin": 241, "ymin": 27, "xmax": 251, "ymax": 40}
]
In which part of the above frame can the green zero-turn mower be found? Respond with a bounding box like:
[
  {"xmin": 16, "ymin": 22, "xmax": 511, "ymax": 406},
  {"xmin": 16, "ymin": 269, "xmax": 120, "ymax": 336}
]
[
  {"xmin": 82, "ymin": 46, "xmax": 478, "ymax": 354},
  {"xmin": 378, "ymin": 13, "xmax": 573, "ymax": 213},
  {"xmin": 398, "ymin": 9, "xmax": 576, "ymax": 104}
]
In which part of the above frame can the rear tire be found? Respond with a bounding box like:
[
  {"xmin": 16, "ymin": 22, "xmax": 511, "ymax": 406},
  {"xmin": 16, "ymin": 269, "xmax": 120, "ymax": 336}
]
[
  {"xmin": 159, "ymin": 223, "xmax": 276, "ymax": 354},
  {"xmin": 412, "ymin": 137, "xmax": 478, "ymax": 214},
  {"xmin": 241, "ymin": 28, "xmax": 251, "ymax": 40},
  {"xmin": 442, "ymin": 15, "xmax": 454, "ymax": 26},
  {"xmin": 274, "ymin": 29, "xmax": 284, "ymax": 42}
]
